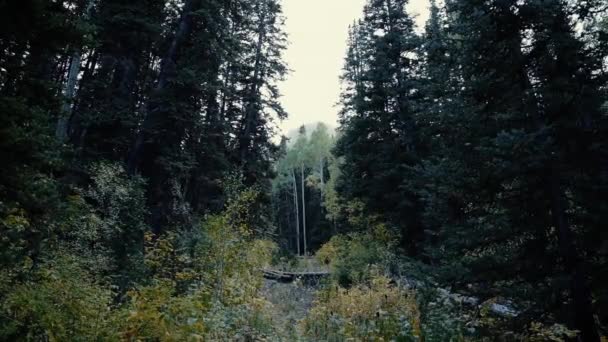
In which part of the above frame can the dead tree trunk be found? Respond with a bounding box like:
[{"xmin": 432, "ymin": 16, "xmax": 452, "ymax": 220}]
[
  {"xmin": 292, "ymin": 169, "xmax": 300, "ymax": 256},
  {"xmin": 301, "ymin": 162, "xmax": 307, "ymax": 256}
]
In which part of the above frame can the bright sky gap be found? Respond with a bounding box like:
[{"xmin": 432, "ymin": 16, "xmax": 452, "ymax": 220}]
[{"xmin": 278, "ymin": 0, "xmax": 431, "ymax": 135}]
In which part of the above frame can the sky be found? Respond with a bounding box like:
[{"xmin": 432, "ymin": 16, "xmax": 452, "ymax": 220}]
[{"xmin": 278, "ymin": 0, "xmax": 431, "ymax": 135}]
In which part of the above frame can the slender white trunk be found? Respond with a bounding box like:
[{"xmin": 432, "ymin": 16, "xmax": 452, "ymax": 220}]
[
  {"xmin": 301, "ymin": 162, "xmax": 307, "ymax": 256},
  {"xmin": 292, "ymin": 169, "xmax": 300, "ymax": 256},
  {"xmin": 320, "ymin": 157, "xmax": 325, "ymax": 189}
]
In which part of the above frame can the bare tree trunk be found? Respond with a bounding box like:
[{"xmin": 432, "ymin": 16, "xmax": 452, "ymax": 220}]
[
  {"xmin": 301, "ymin": 162, "xmax": 307, "ymax": 256},
  {"xmin": 67, "ymin": 51, "xmax": 98, "ymax": 145},
  {"xmin": 56, "ymin": 0, "xmax": 95, "ymax": 141},
  {"xmin": 56, "ymin": 53, "xmax": 80, "ymax": 141},
  {"xmin": 319, "ymin": 156, "xmax": 326, "ymax": 227},
  {"xmin": 292, "ymin": 169, "xmax": 300, "ymax": 256},
  {"xmin": 320, "ymin": 157, "xmax": 325, "ymax": 189}
]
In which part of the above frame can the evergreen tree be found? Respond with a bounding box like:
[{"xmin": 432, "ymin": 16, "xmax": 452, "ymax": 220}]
[
  {"xmin": 412, "ymin": 0, "xmax": 607, "ymax": 337},
  {"xmin": 235, "ymin": 0, "xmax": 288, "ymax": 187},
  {"xmin": 333, "ymin": 0, "xmax": 608, "ymax": 336},
  {"xmin": 0, "ymin": 0, "xmax": 83, "ymax": 269},
  {"xmin": 69, "ymin": 0, "xmax": 165, "ymax": 161},
  {"xmin": 127, "ymin": 0, "xmax": 287, "ymax": 232},
  {"xmin": 336, "ymin": 0, "xmax": 423, "ymax": 253}
]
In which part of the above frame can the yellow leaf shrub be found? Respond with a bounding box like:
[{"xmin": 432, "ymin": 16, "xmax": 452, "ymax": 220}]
[
  {"xmin": 302, "ymin": 273, "xmax": 422, "ymax": 341},
  {"xmin": 315, "ymin": 235, "xmax": 341, "ymax": 267},
  {"xmin": 118, "ymin": 280, "xmax": 209, "ymax": 341},
  {"xmin": 119, "ymin": 185, "xmax": 279, "ymax": 341}
]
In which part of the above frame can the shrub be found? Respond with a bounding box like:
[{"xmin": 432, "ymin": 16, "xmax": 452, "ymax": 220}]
[
  {"xmin": 118, "ymin": 280, "xmax": 209, "ymax": 341},
  {"xmin": 0, "ymin": 254, "xmax": 116, "ymax": 341},
  {"xmin": 302, "ymin": 273, "xmax": 422, "ymax": 341},
  {"xmin": 120, "ymin": 183, "xmax": 279, "ymax": 340},
  {"xmin": 50, "ymin": 162, "xmax": 148, "ymax": 287},
  {"xmin": 318, "ymin": 231, "xmax": 397, "ymax": 287}
]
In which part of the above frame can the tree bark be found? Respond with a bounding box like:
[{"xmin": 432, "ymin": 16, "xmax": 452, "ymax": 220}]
[
  {"xmin": 548, "ymin": 167, "xmax": 600, "ymax": 342},
  {"xmin": 292, "ymin": 169, "xmax": 300, "ymax": 256},
  {"xmin": 128, "ymin": 0, "xmax": 200, "ymax": 174},
  {"xmin": 320, "ymin": 157, "xmax": 325, "ymax": 189},
  {"xmin": 56, "ymin": 0, "xmax": 95, "ymax": 142},
  {"xmin": 301, "ymin": 162, "xmax": 307, "ymax": 256}
]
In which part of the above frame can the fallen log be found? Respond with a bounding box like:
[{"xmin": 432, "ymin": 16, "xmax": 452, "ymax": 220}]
[{"xmin": 261, "ymin": 269, "xmax": 330, "ymax": 283}]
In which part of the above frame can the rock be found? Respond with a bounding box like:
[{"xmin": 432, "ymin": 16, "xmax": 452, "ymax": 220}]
[
  {"xmin": 480, "ymin": 299, "xmax": 519, "ymax": 318},
  {"xmin": 488, "ymin": 302, "xmax": 519, "ymax": 318},
  {"xmin": 436, "ymin": 288, "xmax": 479, "ymax": 307},
  {"xmin": 462, "ymin": 296, "xmax": 480, "ymax": 307},
  {"xmin": 451, "ymin": 293, "xmax": 480, "ymax": 307}
]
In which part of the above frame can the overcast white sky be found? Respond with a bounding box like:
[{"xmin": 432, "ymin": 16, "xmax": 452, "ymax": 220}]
[{"xmin": 278, "ymin": 0, "xmax": 430, "ymax": 134}]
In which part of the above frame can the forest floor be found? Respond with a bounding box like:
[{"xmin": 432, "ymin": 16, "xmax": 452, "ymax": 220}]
[
  {"xmin": 259, "ymin": 257, "xmax": 328, "ymax": 339},
  {"xmin": 261, "ymin": 279, "xmax": 317, "ymax": 338}
]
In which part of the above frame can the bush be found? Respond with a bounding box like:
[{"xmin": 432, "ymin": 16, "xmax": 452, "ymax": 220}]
[
  {"xmin": 0, "ymin": 254, "xmax": 116, "ymax": 341},
  {"xmin": 1, "ymin": 177, "xmax": 283, "ymax": 341},
  {"xmin": 119, "ymin": 183, "xmax": 280, "ymax": 340},
  {"xmin": 50, "ymin": 162, "xmax": 148, "ymax": 287},
  {"xmin": 302, "ymin": 273, "xmax": 422, "ymax": 341},
  {"xmin": 118, "ymin": 280, "xmax": 209, "ymax": 341},
  {"xmin": 318, "ymin": 230, "xmax": 397, "ymax": 287}
]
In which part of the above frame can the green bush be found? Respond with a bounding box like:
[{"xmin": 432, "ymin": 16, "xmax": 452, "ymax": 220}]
[
  {"xmin": 119, "ymin": 183, "xmax": 280, "ymax": 341},
  {"xmin": 0, "ymin": 254, "xmax": 116, "ymax": 341},
  {"xmin": 319, "ymin": 229, "xmax": 397, "ymax": 287}
]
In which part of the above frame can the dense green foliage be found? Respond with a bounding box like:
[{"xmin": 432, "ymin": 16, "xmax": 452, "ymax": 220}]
[
  {"xmin": 1, "ymin": 0, "xmax": 607, "ymax": 340},
  {"xmin": 0, "ymin": 0, "xmax": 287, "ymax": 340},
  {"xmin": 272, "ymin": 123, "xmax": 337, "ymax": 255},
  {"xmin": 1, "ymin": 178, "xmax": 280, "ymax": 340},
  {"xmin": 327, "ymin": 0, "xmax": 608, "ymax": 340}
]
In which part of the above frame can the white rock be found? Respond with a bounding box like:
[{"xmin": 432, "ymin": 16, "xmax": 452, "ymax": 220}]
[{"xmin": 489, "ymin": 302, "xmax": 519, "ymax": 318}]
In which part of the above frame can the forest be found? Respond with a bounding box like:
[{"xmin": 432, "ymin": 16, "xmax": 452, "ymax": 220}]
[{"xmin": 0, "ymin": 0, "xmax": 607, "ymax": 340}]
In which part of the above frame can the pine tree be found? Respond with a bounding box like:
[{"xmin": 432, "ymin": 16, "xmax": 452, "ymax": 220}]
[
  {"xmin": 0, "ymin": 0, "xmax": 83, "ymax": 268},
  {"xmin": 235, "ymin": 0, "xmax": 287, "ymax": 187},
  {"xmin": 415, "ymin": 0, "xmax": 607, "ymax": 337},
  {"xmin": 69, "ymin": 0, "xmax": 165, "ymax": 161},
  {"xmin": 336, "ymin": 0, "xmax": 423, "ymax": 253}
]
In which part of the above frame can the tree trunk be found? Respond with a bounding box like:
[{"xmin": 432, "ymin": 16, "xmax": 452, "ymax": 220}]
[
  {"xmin": 67, "ymin": 51, "xmax": 98, "ymax": 146},
  {"xmin": 125, "ymin": 0, "xmax": 201, "ymax": 233},
  {"xmin": 320, "ymin": 157, "xmax": 325, "ymax": 189},
  {"xmin": 56, "ymin": 53, "xmax": 82, "ymax": 141},
  {"xmin": 238, "ymin": 0, "xmax": 267, "ymax": 166},
  {"xmin": 56, "ymin": 0, "xmax": 95, "ymax": 142},
  {"xmin": 301, "ymin": 162, "xmax": 307, "ymax": 256},
  {"xmin": 319, "ymin": 156, "xmax": 326, "ymax": 227},
  {"xmin": 292, "ymin": 169, "xmax": 300, "ymax": 256},
  {"xmin": 128, "ymin": 0, "xmax": 200, "ymax": 174},
  {"xmin": 548, "ymin": 167, "xmax": 599, "ymax": 342},
  {"xmin": 333, "ymin": 218, "xmax": 337, "ymax": 236}
]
